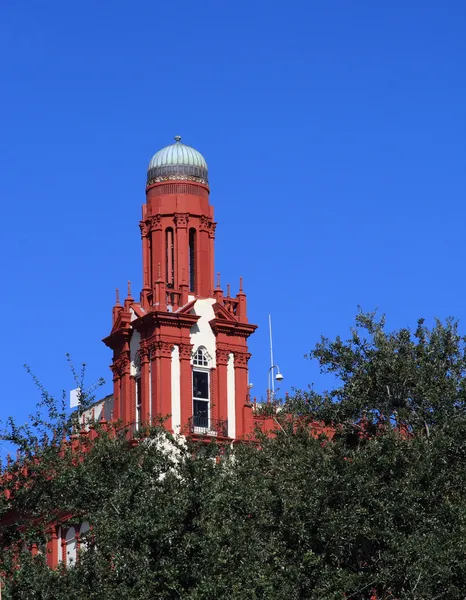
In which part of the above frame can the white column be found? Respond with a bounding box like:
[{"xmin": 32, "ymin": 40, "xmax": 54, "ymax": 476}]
[
  {"xmin": 171, "ymin": 345, "xmax": 181, "ymax": 433},
  {"xmin": 227, "ymin": 352, "xmax": 236, "ymax": 438}
]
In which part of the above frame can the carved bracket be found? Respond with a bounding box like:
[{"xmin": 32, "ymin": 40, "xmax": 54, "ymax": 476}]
[
  {"xmin": 149, "ymin": 214, "xmax": 162, "ymax": 231},
  {"xmin": 174, "ymin": 213, "xmax": 189, "ymax": 228},
  {"xmin": 139, "ymin": 214, "xmax": 162, "ymax": 236},
  {"xmin": 234, "ymin": 352, "xmax": 251, "ymax": 368},
  {"xmin": 216, "ymin": 348, "xmax": 231, "ymax": 366},
  {"xmin": 111, "ymin": 351, "xmax": 131, "ymax": 377},
  {"xmin": 139, "ymin": 343, "xmax": 150, "ymax": 364},
  {"xmin": 179, "ymin": 343, "xmax": 194, "ymax": 360},
  {"xmin": 146, "ymin": 341, "xmax": 174, "ymax": 358}
]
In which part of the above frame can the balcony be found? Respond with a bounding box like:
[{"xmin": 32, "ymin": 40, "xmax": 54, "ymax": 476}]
[{"xmin": 188, "ymin": 416, "xmax": 228, "ymax": 437}]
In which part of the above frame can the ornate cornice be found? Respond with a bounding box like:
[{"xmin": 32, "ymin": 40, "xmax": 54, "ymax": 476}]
[
  {"xmin": 147, "ymin": 175, "xmax": 208, "ymax": 186},
  {"xmin": 102, "ymin": 320, "xmax": 132, "ymax": 350},
  {"xmin": 209, "ymin": 319, "xmax": 257, "ymax": 339},
  {"xmin": 132, "ymin": 311, "xmax": 200, "ymax": 333}
]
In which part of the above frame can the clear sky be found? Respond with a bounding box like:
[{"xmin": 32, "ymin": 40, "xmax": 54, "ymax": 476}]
[{"xmin": 1, "ymin": 1, "xmax": 465, "ymax": 450}]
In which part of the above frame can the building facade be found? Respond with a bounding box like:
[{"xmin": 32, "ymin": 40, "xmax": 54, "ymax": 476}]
[
  {"xmin": 102, "ymin": 137, "xmax": 257, "ymax": 441},
  {"xmin": 0, "ymin": 138, "xmax": 262, "ymax": 571}
]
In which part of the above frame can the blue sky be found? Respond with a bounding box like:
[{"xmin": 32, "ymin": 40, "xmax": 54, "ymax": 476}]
[{"xmin": 1, "ymin": 1, "xmax": 465, "ymax": 449}]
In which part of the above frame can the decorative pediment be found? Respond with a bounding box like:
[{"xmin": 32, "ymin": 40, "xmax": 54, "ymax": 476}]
[
  {"xmin": 106, "ymin": 309, "xmax": 132, "ymax": 339},
  {"xmin": 131, "ymin": 304, "xmax": 146, "ymax": 319},
  {"xmin": 176, "ymin": 299, "xmax": 197, "ymax": 315},
  {"xmin": 212, "ymin": 301, "xmax": 238, "ymax": 323}
]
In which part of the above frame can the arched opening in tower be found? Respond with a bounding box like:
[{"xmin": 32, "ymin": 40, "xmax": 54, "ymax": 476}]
[
  {"xmin": 166, "ymin": 228, "xmax": 174, "ymax": 288},
  {"xmin": 189, "ymin": 228, "xmax": 196, "ymax": 293}
]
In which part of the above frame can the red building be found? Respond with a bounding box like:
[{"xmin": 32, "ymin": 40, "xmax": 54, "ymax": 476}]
[
  {"xmin": 0, "ymin": 138, "xmax": 263, "ymax": 571},
  {"xmin": 101, "ymin": 137, "xmax": 258, "ymax": 441}
]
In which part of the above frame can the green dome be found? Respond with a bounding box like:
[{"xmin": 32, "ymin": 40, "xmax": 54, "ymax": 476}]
[{"xmin": 147, "ymin": 136, "xmax": 208, "ymax": 185}]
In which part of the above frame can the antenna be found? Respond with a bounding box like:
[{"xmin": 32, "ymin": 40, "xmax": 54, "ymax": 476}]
[
  {"xmin": 269, "ymin": 314, "xmax": 274, "ymax": 397},
  {"xmin": 268, "ymin": 314, "xmax": 284, "ymax": 401}
]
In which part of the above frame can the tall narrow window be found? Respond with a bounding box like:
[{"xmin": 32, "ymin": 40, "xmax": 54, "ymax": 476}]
[
  {"xmin": 189, "ymin": 228, "xmax": 196, "ymax": 293},
  {"xmin": 166, "ymin": 228, "xmax": 174, "ymax": 288},
  {"xmin": 148, "ymin": 236, "xmax": 153, "ymax": 290},
  {"xmin": 193, "ymin": 371, "xmax": 209, "ymax": 429},
  {"xmin": 192, "ymin": 347, "xmax": 210, "ymax": 431},
  {"xmin": 135, "ymin": 377, "xmax": 142, "ymax": 429}
]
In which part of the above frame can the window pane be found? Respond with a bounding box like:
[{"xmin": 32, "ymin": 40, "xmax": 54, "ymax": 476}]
[
  {"xmin": 193, "ymin": 400, "xmax": 209, "ymax": 428},
  {"xmin": 193, "ymin": 400, "xmax": 208, "ymax": 418},
  {"xmin": 193, "ymin": 347, "xmax": 209, "ymax": 366},
  {"xmin": 193, "ymin": 371, "xmax": 209, "ymax": 399}
]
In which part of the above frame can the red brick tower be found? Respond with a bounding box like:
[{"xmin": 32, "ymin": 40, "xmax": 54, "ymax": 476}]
[{"xmin": 103, "ymin": 137, "xmax": 257, "ymax": 439}]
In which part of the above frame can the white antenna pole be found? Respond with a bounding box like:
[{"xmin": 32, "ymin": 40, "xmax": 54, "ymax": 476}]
[{"xmin": 269, "ymin": 314, "xmax": 275, "ymax": 397}]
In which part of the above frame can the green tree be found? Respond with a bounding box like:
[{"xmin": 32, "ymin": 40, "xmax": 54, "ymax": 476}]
[{"xmin": 2, "ymin": 314, "xmax": 466, "ymax": 599}]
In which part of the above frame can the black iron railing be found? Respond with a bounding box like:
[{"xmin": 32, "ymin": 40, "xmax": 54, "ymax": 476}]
[{"xmin": 188, "ymin": 416, "xmax": 228, "ymax": 437}]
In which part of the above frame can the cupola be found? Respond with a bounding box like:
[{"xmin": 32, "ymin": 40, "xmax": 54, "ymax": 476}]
[{"xmin": 147, "ymin": 136, "xmax": 208, "ymax": 186}]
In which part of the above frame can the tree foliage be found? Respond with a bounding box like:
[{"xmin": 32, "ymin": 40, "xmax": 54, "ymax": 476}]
[{"xmin": 2, "ymin": 314, "xmax": 466, "ymax": 599}]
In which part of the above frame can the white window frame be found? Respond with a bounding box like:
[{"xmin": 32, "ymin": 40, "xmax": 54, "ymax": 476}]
[
  {"xmin": 192, "ymin": 347, "xmax": 213, "ymax": 434},
  {"xmin": 192, "ymin": 346, "xmax": 210, "ymax": 367}
]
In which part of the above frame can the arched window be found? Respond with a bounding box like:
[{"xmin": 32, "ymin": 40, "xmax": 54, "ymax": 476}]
[
  {"xmin": 166, "ymin": 228, "xmax": 174, "ymax": 288},
  {"xmin": 193, "ymin": 346, "xmax": 210, "ymax": 367},
  {"xmin": 189, "ymin": 228, "xmax": 196, "ymax": 293},
  {"xmin": 65, "ymin": 527, "xmax": 77, "ymax": 566},
  {"xmin": 148, "ymin": 236, "xmax": 153, "ymax": 290}
]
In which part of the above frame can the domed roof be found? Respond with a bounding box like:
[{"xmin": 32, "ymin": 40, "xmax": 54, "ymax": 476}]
[{"xmin": 147, "ymin": 136, "xmax": 208, "ymax": 185}]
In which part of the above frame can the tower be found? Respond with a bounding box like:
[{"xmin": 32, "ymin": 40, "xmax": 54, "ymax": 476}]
[{"xmin": 103, "ymin": 137, "xmax": 257, "ymax": 439}]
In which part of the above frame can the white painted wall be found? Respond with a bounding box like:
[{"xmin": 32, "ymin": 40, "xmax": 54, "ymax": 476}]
[
  {"xmin": 79, "ymin": 396, "xmax": 114, "ymax": 425},
  {"xmin": 129, "ymin": 329, "xmax": 141, "ymax": 377},
  {"xmin": 65, "ymin": 527, "xmax": 77, "ymax": 566},
  {"xmin": 227, "ymin": 352, "xmax": 236, "ymax": 438},
  {"xmin": 171, "ymin": 345, "xmax": 181, "ymax": 433},
  {"xmin": 80, "ymin": 400, "xmax": 104, "ymax": 423},
  {"xmin": 189, "ymin": 298, "xmax": 217, "ymax": 367}
]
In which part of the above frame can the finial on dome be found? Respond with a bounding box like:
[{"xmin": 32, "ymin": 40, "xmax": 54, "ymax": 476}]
[{"xmin": 174, "ymin": 135, "xmax": 182, "ymax": 143}]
